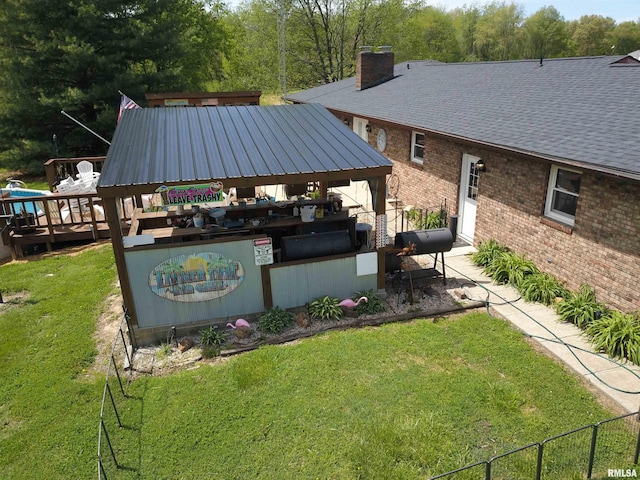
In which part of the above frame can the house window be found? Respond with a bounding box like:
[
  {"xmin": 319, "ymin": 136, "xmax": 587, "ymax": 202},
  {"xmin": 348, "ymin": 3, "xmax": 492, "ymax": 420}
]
[
  {"xmin": 411, "ymin": 132, "xmax": 424, "ymax": 165},
  {"xmin": 545, "ymin": 165, "xmax": 582, "ymax": 226}
]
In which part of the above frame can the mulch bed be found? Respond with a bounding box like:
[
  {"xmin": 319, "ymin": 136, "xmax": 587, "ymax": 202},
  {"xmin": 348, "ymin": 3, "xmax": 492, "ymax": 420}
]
[{"xmin": 130, "ymin": 266, "xmax": 484, "ymax": 377}]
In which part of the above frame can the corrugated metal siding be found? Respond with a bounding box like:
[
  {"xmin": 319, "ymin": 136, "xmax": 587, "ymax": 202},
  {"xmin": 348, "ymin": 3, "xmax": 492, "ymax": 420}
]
[
  {"xmin": 270, "ymin": 256, "xmax": 377, "ymax": 310},
  {"xmin": 100, "ymin": 103, "xmax": 392, "ymax": 189},
  {"xmin": 125, "ymin": 239, "xmax": 264, "ymax": 329}
]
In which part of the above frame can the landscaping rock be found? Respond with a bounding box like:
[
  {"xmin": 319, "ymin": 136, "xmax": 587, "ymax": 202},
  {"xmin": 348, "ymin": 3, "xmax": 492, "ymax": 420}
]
[
  {"xmin": 296, "ymin": 311, "xmax": 311, "ymax": 328},
  {"xmin": 234, "ymin": 326, "xmax": 252, "ymax": 339},
  {"xmin": 178, "ymin": 337, "xmax": 193, "ymax": 352}
]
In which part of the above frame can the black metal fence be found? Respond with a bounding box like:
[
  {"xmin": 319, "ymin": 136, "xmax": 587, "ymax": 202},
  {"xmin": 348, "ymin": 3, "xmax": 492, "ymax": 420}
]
[
  {"xmin": 387, "ymin": 200, "xmax": 451, "ymax": 237},
  {"xmin": 97, "ymin": 309, "xmax": 136, "ymax": 480},
  {"xmin": 430, "ymin": 410, "xmax": 640, "ymax": 479}
]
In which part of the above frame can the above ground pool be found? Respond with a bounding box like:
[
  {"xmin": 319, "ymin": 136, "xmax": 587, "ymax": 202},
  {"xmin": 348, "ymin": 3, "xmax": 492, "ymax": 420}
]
[{"xmin": 1, "ymin": 187, "xmax": 52, "ymax": 216}]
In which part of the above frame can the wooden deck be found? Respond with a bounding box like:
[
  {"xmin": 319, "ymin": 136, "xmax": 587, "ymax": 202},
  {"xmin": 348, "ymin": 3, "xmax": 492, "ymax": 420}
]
[{"xmin": 1, "ymin": 192, "xmax": 132, "ymax": 259}]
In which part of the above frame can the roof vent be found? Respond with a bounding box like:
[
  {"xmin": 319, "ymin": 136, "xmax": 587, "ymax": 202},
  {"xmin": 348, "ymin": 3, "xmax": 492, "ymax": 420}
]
[
  {"xmin": 378, "ymin": 46, "xmax": 392, "ymax": 53},
  {"xmin": 360, "ymin": 46, "xmax": 372, "ymax": 52}
]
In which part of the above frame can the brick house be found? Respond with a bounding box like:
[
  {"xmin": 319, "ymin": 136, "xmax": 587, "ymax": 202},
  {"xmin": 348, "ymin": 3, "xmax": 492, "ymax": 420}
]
[{"xmin": 287, "ymin": 48, "xmax": 640, "ymax": 313}]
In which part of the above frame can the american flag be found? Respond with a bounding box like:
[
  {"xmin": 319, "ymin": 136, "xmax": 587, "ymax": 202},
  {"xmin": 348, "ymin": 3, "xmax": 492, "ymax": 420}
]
[{"xmin": 117, "ymin": 94, "xmax": 141, "ymax": 123}]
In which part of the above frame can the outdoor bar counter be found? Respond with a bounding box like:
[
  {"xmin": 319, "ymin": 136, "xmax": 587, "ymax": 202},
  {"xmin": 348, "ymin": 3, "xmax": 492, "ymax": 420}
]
[{"xmin": 128, "ymin": 198, "xmax": 359, "ymax": 255}]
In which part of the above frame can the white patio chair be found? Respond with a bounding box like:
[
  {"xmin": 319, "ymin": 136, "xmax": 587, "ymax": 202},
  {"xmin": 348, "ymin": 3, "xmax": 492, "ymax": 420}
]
[
  {"xmin": 56, "ymin": 177, "xmax": 83, "ymax": 195},
  {"xmin": 76, "ymin": 161, "xmax": 95, "ymax": 181}
]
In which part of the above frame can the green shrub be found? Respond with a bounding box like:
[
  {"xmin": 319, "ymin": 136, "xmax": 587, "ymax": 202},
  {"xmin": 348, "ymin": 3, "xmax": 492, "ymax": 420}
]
[
  {"xmin": 201, "ymin": 345, "xmax": 221, "ymax": 359},
  {"xmin": 555, "ymin": 285, "xmax": 609, "ymax": 329},
  {"xmin": 200, "ymin": 325, "xmax": 227, "ymax": 347},
  {"xmin": 157, "ymin": 342, "xmax": 172, "ymax": 359},
  {"xmin": 309, "ymin": 295, "xmax": 343, "ymax": 320},
  {"xmin": 406, "ymin": 207, "xmax": 448, "ymax": 230},
  {"xmin": 353, "ymin": 289, "xmax": 386, "ymax": 315},
  {"xmin": 485, "ymin": 251, "xmax": 539, "ymax": 287},
  {"xmin": 471, "ymin": 239, "xmax": 509, "ymax": 268},
  {"xmin": 586, "ymin": 311, "xmax": 640, "ymax": 365},
  {"xmin": 258, "ymin": 306, "xmax": 294, "ymax": 333},
  {"xmin": 518, "ymin": 273, "xmax": 569, "ymax": 306}
]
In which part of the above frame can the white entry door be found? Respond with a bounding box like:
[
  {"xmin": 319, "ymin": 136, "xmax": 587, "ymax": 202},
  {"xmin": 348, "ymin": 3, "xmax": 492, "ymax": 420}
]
[
  {"xmin": 353, "ymin": 117, "xmax": 369, "ymax": 142},
  {"xmin": 458, "ymin": 153, "xmax": 481, "ymax": 243}
]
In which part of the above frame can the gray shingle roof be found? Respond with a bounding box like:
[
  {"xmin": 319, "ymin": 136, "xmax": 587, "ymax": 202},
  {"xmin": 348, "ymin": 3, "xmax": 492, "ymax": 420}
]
[
  {"xmin": 287, "ymin": 56, "xmax": 640, "ymax": 178},
  {"xmin": 99, "ymin": 103, "xmax": 392, "ymax": 192}
]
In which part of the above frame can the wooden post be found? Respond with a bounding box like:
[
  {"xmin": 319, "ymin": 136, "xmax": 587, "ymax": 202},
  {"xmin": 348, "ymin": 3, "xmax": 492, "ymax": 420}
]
[{"xmin": 102, "ymin": 196, "xmax": 139, "ymax": 330}]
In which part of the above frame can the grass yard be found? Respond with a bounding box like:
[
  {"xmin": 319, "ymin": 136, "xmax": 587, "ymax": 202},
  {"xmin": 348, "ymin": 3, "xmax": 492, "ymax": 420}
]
[{"xmin": 0, "ymin": 245, "xmax": 634, "ymax": 479}]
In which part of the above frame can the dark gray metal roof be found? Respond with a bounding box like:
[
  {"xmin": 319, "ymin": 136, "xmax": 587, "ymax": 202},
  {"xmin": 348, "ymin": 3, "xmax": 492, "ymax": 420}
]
[
  {"xmin": 287, "ymin": 56, "xmax": 640, "ymax": 178},
  {"xmin": 99, "ymin": 103, "xmax": 392, "ymax": 194}
]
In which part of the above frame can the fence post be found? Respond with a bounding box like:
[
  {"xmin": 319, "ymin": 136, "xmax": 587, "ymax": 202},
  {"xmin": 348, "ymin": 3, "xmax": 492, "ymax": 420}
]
[
  {"xmin": 107, "ymin": 383, "xmax": 123, "ymax": 427},
  {"xmin": 536, "ymin": 442, "xmax": 544, "ymax": 480},
  {"xmin": 100, "ymin": 419, "xmax": 119, "ymax": 469},
  {"xmin": 587, "ymin": 424, "xmax": 598, "ymax": 479},
  {"xmin": 123, "ymin": 306, "xmax": 138, "ymax": 351},
  {"xmin": 485, "ymin": 460, "xmax": 491, "ymax": 480},
  {"xmin": 119, "ymin": 328, "xmax": 132, "ymax": 368},
  {"xmin": 111, "ymin": 355, "xmax": 127, "ymax": 398},
  {"xmin": 635, "ymin": 414, "xmax": 640, "ymax": 464}
]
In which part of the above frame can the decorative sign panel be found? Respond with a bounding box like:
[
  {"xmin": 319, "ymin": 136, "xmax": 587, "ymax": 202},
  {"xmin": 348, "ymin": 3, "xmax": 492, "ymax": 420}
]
[
  {"xmin": 148, "ymin": 252, "xmax": 245, "ymax": 303},
  {"xmin": 164, "ymin": 99, "xmax": 189, "ymax": 106},
  {"xmin": 156, "ymin": 182, "xmax": 224, "ymax": 206}
]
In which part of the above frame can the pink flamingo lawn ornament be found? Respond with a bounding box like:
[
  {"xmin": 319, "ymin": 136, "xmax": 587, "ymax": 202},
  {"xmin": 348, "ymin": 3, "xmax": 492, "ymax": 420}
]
[
  {"xmin": 339, "ymin": 296, "xmax": 368, "ymax": 309},
  {"xmin": 226, "ymin": 319, "xmax": 250, "ymax": 329}
]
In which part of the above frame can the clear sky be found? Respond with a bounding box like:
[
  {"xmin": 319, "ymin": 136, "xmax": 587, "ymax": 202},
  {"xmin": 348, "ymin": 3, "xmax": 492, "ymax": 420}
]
[{"xmin": 431, "ymin": 0, "xmax": 638, "ymax": 23}]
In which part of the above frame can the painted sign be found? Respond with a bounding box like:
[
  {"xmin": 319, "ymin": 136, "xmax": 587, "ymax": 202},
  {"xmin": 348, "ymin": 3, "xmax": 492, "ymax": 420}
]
[
  {"xmin": 156, "ymin": 182, "xmax": 224, "ymax": 206},
  {"xmin": 148, "ymin": 252, "xmax": 244, "ymax": 303},
  {"xmin": 253, "ymin": 237, "xmax": 273, "ymax": 265},
  {"xmin": 164, "ymin": 99, "xmax": 189, "ymax": 106}
]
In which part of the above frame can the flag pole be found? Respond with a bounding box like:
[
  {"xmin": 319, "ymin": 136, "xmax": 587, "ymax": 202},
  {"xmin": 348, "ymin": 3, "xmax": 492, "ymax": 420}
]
[{"xmin": 60, "ymin": 110, "xmax": 111, "ymax": 146}]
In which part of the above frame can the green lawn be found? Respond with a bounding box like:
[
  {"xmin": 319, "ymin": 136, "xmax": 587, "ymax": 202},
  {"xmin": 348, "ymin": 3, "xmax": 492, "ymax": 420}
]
[{"xmin": 0, "ymin": 245, "xmax": 634, "ymax": 479}]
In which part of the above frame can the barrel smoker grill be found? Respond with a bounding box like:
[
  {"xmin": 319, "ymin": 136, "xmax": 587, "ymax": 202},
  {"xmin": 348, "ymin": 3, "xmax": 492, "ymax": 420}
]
[{"xmin": 391, "ymin": 228, "xmax": 454, "ymax": 289}]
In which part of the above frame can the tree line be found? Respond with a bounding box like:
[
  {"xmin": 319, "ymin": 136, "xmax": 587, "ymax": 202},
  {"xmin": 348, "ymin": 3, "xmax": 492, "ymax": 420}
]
[{"xmin": 0, "ymin": 0, "xmax": 638, "ymax": 171}]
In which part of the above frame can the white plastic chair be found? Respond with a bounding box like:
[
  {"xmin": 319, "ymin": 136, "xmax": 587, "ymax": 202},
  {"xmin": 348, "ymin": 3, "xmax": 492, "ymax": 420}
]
[
  {"xmin": 76, "ymin": 161, "xmax": 95, "ymax": 181},
  {"xmin": 56, "ymin": 177, "xmax": 82, "ymax": 194}
]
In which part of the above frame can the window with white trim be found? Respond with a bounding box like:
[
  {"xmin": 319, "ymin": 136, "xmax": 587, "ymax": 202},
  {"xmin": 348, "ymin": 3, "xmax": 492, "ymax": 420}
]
[
  {"xmin": 411, "ymin": 132, "xmax": 425, "ymax": 165},
  {"xmin": 545, "ymin": 165, "xmax": 582, "ymax": 226}
]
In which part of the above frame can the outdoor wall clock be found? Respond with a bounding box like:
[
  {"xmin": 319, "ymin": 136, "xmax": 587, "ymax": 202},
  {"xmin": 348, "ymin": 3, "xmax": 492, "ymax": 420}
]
[{"xmin": 377, "ymin": 128, "xmax": 387, "ymax": 152}]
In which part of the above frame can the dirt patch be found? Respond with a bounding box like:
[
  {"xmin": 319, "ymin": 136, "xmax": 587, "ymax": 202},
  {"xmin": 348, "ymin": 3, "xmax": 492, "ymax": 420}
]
[
  {"xmin": 0, "ymin": 291, "xmax": 30, "ymax": 312},
  {"xmin": 86, "ymin": 289, "xmax": 127, "ymax": 378}
]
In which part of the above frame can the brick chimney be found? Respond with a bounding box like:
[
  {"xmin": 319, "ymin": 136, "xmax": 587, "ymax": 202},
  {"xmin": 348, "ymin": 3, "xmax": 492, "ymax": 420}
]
[{"xmin": 356, "ymin": 46, "xmax": 395, "ymax": 91}]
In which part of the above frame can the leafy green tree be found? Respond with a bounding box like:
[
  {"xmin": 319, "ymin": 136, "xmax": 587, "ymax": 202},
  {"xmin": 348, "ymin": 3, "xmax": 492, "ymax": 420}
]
[
  {"xmin": 451, "ymin": 5, "xmax": 482, "ymax": 61},
  {"xmin": 522, "ymin": 6, "xmax": 568, "ymax": 59},
  {"xmin": 568, "ymin": 14, "xmax": 616, "ymax": 56},
  {"xmin": 0, "ymin": 0, "xmax": 229, "ymax": 172},
  {"xmin": 609, "ymin": 21, "xmax": 640, "ymax": 56},
  {"xmin": 473, "ymin": 2, "xmax": 524, "ymax": 61},
  {"xmin": 397, "ymin": 6, "xmax": 460, "ymax": 63},
  {"xmin": 221, "ymin": 1, "xmax": 282, "ymax": 93}
]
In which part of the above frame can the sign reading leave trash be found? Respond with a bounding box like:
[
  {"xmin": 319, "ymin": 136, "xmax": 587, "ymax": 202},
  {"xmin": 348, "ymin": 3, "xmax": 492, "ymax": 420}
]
[
  {"xmin": 156, "ymin": 181, "xmax": 224, "ymax": 206},
  {"xmin": 253, "ymin": 238, "xmax": 274, "ymax": 265}
]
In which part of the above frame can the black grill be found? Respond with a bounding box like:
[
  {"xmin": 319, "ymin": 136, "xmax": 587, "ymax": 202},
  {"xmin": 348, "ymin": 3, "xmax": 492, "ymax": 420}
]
[
  {"xmin": 390, "ymin": 228, "xmax": 454, "ymax": 287},
  {"xmin": 394, "ymin": 228, "xmax": 454, "ymax": 255}
]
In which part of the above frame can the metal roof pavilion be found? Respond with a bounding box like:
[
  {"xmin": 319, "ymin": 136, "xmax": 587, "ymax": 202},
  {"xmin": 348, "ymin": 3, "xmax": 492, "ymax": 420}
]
[{"xmin": 98, "ymin": 103, "xmax": 392, "ymax": 197}]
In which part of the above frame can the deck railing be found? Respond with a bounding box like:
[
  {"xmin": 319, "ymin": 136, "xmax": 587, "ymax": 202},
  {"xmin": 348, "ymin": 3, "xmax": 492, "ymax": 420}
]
[
  {"xmin": 43, "ymin": 156, "xmax": 106, "ymax": 191},
  {"xmin": 1, "ymin": 192, "xmax": 138, "ymax": 257}
]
